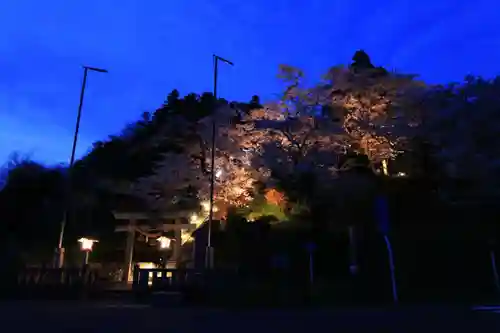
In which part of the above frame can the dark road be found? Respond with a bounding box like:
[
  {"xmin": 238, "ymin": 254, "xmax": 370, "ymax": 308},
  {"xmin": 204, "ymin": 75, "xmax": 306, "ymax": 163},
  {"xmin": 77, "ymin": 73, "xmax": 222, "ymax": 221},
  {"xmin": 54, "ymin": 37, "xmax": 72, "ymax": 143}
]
[{"xmin": 1, "ymin": 302, "xmax": 500, "ymax": 332}]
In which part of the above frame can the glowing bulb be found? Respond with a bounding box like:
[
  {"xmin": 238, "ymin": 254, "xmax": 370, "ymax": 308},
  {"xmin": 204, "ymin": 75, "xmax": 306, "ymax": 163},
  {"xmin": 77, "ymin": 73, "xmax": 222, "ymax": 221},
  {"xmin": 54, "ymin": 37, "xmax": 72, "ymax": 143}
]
[
  {"xmin": 215, "ymin": 169, "xmax": 222, "ymax": 178},
  {"xmin": 78, "ymin": 238, "xmax": 98, "ymax": 251},
  {"xmin": 181, "ymin": 230, "xmax": 192, "ymax": 244},
  {"xmin": 138, "ymin": 262, "xmax": 156, "ymax": 269},
  {"xmin": 382, "ymin": 160, "xmax": 389, "ymax": 176},
  {"xmin": 157, "ymin": 236, "xmax": 171, "ymax": 249},
  {"xmin": 201, "ymin": 201, "xmax": 210, "ymax": 212},
  {"xmin": 190, "ymin": 213, "xmax": 198, "ymax": 223},
  {"xmin": 200, "ymin": 200, "xmax": 218, "ymax": 213}
]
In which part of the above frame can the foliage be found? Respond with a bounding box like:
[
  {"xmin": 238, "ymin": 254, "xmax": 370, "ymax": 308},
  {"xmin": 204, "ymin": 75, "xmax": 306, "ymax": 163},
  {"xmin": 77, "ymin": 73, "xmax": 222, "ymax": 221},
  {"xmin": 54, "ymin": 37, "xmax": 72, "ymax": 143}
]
[
  {"xmin": 3, "ymin": 50, "xmax": 500, "ymax": 266},
  {"xmin": 264, "ymin": 188, "xmax": 287, "ymax": 207},
  {"xmin": 225, "ymin": 53, "xmax": 414, "ymax": 221},
  {"xmin": 320, "ymin": 52, "xmax": 425, "ymax": 167},
  {"xmin": 420, "ymin": 76, "xmax": 500, "ymax": 203},
  {"xmin": 246, "ymin": 191, "xmax": 288, "ymax": 223},
  {"xmin": 0, "ymin": 91, "xmax": 260, "ymax": 260},
  {"xmin": 126, "ymin": 100, "xmax": 262, "ymax": 215},
  {"xmin": 0, "ymin": 155, "xmax": 65, "ymax": 257}
]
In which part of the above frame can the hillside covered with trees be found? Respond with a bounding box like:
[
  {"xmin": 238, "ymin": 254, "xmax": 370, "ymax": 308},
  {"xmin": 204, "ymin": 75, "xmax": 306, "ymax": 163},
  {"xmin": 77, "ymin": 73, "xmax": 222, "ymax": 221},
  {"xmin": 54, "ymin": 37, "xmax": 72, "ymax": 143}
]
[{"xmin": 2, "ymin": 51, "xmax": 500, "ymax": 300}]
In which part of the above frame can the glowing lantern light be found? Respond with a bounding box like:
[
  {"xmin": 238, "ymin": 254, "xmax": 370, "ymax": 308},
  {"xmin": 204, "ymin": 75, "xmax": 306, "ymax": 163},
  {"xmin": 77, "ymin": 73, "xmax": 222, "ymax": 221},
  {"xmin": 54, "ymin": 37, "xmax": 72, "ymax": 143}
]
[
  {"xmin": 200, "ymin": 201, "xmax": 210, "ymax": 212},
  {"xmin": 201, "ymin": 200, "xmax": 218, "ymax": 212},
  {"xmin": 78, "ymin": 238, "xmax": 98, "ymax": 252},
  {"xmin": 181, "ymin": 230, "xmax": 192, "ymax": 244},
  {"xmin": 78, "ymin": 237, "xmax": 98, "ymax": 265},
  {"xmin": 157, "ymin": 236, "xmax": 171, "ymax": 249}
]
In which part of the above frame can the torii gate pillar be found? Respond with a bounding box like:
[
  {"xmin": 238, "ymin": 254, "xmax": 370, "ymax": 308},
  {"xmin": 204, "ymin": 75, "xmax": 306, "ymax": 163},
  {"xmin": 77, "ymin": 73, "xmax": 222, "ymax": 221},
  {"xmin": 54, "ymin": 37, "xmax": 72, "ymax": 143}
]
[{"xmin": 124, "ymin": 219, "xmax": 136, "ymax": 283}]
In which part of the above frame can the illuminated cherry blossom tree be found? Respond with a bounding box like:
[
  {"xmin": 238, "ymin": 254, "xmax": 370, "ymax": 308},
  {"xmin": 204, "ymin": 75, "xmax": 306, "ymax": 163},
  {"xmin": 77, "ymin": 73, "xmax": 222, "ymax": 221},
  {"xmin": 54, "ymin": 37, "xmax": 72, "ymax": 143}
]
[
  {"xmin": 130, "ymin": 104, "xmax": 259, "ymax": 215},
  {"xmin": 321, "ymin": 61, "xmax": 425, "ymax": 171},
  {"xmin": 242, "ymin": 108, "xmax": 347, "ymax": 179},
  {"xmin": 230, "ymin": 65, "xmax": 348, "ymax": 181},
  {"xmin": 127, "ymin": 53, "xmax": 428, "ymax": 223},
  {"xmin": 240, "ymin": 57, "xmax": 425, "ymax": 181}
]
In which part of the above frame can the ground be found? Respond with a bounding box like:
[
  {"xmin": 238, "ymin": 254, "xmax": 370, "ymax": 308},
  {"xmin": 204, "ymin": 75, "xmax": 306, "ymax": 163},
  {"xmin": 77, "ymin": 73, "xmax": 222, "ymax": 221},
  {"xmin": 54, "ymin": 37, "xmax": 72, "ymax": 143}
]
[{"xmin": 1, "ymin": 302, "xmax": 500, "ymax": 332}]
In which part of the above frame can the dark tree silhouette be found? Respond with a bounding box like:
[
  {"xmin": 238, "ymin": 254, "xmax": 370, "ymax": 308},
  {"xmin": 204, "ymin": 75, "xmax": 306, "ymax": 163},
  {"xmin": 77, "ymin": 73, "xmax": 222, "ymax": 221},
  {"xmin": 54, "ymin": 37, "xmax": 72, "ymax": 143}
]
[{"xmin": 351, "ymin": 50, "xmax": 375, "ymax": 70}]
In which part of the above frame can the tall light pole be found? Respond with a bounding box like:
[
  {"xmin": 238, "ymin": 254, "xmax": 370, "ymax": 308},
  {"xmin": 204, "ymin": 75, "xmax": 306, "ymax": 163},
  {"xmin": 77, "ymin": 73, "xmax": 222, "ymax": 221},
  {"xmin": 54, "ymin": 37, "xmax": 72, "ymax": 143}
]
[
  {"xmin": 55, "ymin": 65, "xmax": 108, "ymax": 268},
  {"xmin": 206, "ymin": 55, "xmax": 233, "ymax": 269}
]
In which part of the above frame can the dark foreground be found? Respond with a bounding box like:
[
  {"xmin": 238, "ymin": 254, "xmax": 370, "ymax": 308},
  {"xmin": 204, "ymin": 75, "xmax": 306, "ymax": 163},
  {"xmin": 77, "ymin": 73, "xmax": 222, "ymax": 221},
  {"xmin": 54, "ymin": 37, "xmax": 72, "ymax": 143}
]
[{"xmin": 1, "ymin": 302, "xmax": 500, "ymax": 332}]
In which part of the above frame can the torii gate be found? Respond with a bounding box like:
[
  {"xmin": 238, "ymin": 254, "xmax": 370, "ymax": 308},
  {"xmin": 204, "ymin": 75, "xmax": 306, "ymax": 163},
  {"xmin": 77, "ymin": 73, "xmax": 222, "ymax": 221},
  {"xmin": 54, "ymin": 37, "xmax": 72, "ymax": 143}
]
[{"xmin": 113, "ymin": 211, "xmax": 198, "ymax": 283}]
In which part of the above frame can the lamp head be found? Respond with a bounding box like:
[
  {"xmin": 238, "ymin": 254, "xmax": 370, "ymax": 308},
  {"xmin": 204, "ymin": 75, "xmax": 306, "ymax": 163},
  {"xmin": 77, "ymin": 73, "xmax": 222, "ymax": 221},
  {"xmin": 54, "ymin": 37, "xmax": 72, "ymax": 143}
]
[
  {"xmin": 213, "ymin": 55, "xmax": 234, "ymax": 66},
  {"xmin": 157, "ymin": 236, "xmax": 171, "ymax": 249},
  {"xmin": 83, "ymin": 66, "xmax": 108, "ymax": 73},
  {"xmin": 78, "ymin": 237, "xmax": 98, "ymax": 251}
]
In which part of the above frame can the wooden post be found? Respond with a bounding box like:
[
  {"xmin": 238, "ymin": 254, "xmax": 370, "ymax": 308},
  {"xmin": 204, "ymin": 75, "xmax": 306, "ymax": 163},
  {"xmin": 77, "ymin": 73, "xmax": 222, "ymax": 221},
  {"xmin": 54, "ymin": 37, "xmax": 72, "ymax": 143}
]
[
  {"xmin": 132, "ymin": 264, "xmax": 140, "ymax": 291},
  {"xmin": 124, "ymin": 219, "xmax": 136, "ymax": 283},
  {"xmin": 191, "ymin": 236, "xmax": 196, "ymax": 268},
  {"xmin": 382, "ymin": 159, "xmax": 389, "ymax": 176},
  {"xmin": 173, "ymin": 219, "xmax": 182, "ymax": 267}
]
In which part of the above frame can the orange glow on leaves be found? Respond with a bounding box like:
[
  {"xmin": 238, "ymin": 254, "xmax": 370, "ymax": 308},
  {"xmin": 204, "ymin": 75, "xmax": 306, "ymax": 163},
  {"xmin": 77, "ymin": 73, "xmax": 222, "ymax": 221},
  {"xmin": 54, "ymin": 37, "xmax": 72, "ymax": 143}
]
[{"xmin": 265, "ymin": 188, "xmax": 287, "ymax": 207}]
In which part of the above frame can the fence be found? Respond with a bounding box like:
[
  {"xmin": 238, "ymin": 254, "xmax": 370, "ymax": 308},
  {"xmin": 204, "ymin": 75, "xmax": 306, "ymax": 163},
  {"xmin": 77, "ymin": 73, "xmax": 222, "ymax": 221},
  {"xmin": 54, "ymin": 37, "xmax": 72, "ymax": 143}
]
[
  {"xmin": 132, "ymin": 267, "xmax": 204, "ymax": 292},
  {"xmin": 3, "ymin": 233, "xmax": 500, "ymax": 305},
  {"xmin": 130, "ymin": 265, "xmax": 335, "ymax": 306},
  {"xmin": 1, "ymin": 266, "xmax": 101, "ymax": 299}
]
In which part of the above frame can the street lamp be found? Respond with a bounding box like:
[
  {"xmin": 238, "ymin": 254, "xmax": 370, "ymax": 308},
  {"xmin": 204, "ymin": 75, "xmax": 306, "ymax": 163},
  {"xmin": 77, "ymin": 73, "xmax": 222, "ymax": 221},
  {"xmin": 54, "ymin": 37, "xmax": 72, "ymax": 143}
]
[
  {"xmin": 56, "ymin": 65, "xmax": 108, "ymax": 268},
  {"xmin": 78, "ymin": 237, "xmax": 98, "ymax": 265},
  {"xmin": 206, "ymin": 55, "xmax": 234, "ymax": 270}
]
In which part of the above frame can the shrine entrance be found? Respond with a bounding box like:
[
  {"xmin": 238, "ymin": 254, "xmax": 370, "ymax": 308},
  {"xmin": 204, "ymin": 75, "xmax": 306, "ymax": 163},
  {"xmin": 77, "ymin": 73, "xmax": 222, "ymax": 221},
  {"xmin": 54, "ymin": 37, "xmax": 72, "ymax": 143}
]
[{"xmin": 113, "ymin": 211, "xmax": 198, "ymax": 283}]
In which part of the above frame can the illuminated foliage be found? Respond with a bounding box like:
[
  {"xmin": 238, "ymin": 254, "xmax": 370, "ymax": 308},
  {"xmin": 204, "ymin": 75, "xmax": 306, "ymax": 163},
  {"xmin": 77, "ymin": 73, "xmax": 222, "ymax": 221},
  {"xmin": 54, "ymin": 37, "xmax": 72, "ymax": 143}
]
[
  {"xmin": 264, "ymin": 188, "xmax": 287, "ymax": 207},
  {"xmin": 130, "ymin": 104, "xmax": 259, "ymax": 213},
  {"xmin": 240, "ymin": 54, "xmax": 425, "ymax": 182},
  {"xmin": 321, "ymin": 56, "xmax": 425, "ymax": 166},
  {"xmin": 112, "ymin": 53, "xmax": 430, "ymax": 228},
  {"xmin": 232, "ymin": 108, "xmax": 347, "ymax": 184}
]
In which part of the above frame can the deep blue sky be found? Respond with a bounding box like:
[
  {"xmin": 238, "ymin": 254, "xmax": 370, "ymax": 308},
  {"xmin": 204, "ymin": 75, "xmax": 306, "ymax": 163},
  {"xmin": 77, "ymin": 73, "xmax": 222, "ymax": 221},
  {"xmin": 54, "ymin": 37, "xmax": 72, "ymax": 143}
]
[{"xmin": 0, "ymin": 0, "xmax": 499, "ymax": 165}]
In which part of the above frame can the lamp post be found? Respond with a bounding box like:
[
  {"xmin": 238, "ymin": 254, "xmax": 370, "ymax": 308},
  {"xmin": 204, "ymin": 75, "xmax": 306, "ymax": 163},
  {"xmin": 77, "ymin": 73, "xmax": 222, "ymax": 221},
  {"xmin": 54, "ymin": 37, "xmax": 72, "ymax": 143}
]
[
  {"xmin": 78, "ymin": 237, "xmax": 98, "ymax": 265},
  {"xmin": 206, "ymin": 55, "xmax": 233, "ymax": 270},
  {"xmin": 56, "ymin": 66, "xmax": 108, "ymax": 268}
]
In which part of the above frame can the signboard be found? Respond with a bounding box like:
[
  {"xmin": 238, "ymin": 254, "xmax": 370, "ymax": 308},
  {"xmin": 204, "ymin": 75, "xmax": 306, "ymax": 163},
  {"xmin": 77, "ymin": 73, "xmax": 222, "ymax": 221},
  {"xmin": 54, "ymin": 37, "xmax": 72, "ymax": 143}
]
[{"xmin": 375, "ymin": 195, "xmax": 390, "ymax": 234}]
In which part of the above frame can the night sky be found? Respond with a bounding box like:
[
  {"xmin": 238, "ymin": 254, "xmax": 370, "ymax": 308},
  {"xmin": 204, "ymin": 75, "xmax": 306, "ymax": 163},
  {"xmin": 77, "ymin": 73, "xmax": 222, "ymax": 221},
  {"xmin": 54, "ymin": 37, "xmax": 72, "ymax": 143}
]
[{"xmin": 0, "ymin": 0, "xmax": 498, "ymax": 164}]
